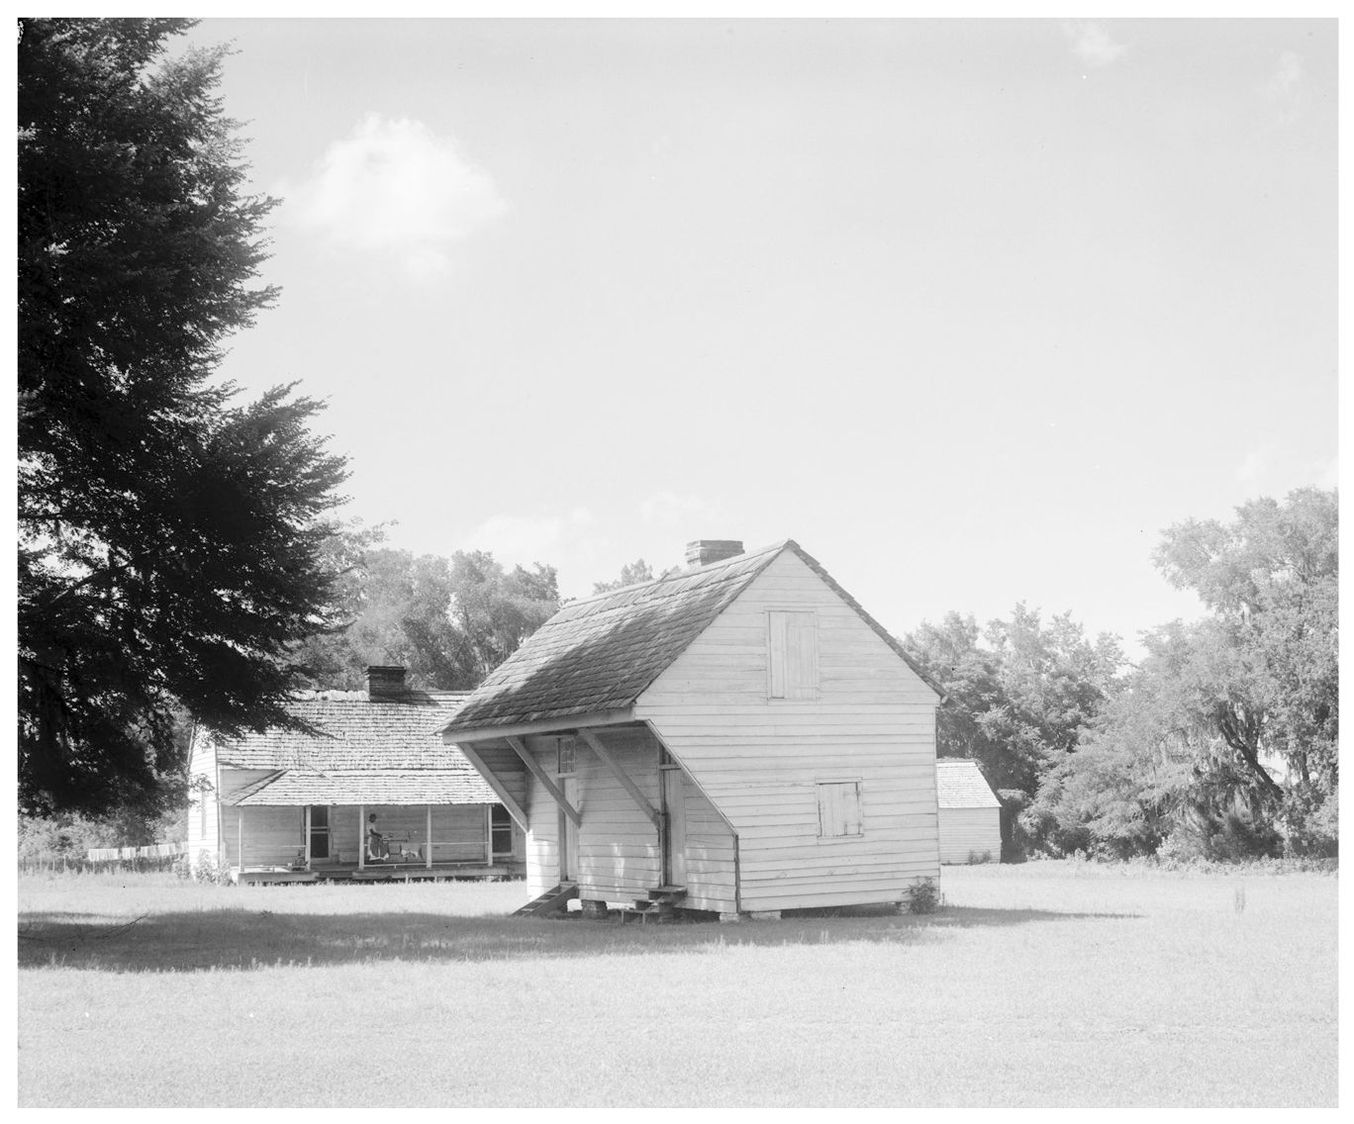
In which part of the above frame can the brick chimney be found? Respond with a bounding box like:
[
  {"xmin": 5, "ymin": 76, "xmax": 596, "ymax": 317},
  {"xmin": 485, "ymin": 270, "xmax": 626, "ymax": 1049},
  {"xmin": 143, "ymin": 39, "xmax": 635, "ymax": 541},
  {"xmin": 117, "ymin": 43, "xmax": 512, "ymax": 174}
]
[
  {"xmin": 685, "ymin": 540, "xmax": 744, "ymax": 569},
  {"xmin": 366, "ymin": 665, "xmax": 408, "ymax": 700}
]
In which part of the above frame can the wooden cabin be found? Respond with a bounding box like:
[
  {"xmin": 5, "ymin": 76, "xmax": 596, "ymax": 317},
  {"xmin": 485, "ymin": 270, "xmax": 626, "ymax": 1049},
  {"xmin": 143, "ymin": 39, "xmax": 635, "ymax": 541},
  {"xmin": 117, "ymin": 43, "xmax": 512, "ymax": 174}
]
[
  {"xmin": 441, "ymin": 539, "xmax": 942, "ymax": 919},
  {"xmin": 936, "ymin": 758, "xmax": 1002, "ymax": 864},
  {"xmin": 187, "ymin": 666, "xmax": 524, "ymax": 883}
]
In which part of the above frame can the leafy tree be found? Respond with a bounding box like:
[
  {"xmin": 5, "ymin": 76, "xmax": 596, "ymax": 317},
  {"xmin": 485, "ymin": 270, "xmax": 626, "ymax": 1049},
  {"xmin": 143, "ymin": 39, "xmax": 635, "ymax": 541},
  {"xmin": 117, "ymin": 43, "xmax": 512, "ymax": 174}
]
[
  {"xmin": 594, "ymin": 559, "xmax": 655, "ymax": 594},
  {"xmin": 904, "ymin": 606, "xmax": 1123, "ymax": 796},
  {"xmin": 1155, "ymin": 488, "xmax": 1337, "ymax": 815},
  {"xmin": 902, "ymin": 613, "xmax": 1010, "ymax": 780},
  {"xmin": 18, "ymin": 19, "xmax": 349, "ymax": 817},
  {"xmin": 1030, "ymin": 489, "xmax": 1338, "ymax": 859},
  {"xmin": 293, "ymin": 546, "xmax": 561, "ymax": 690},
  {"xmin": 592, "ymin": 558, "xmax": 680, "ymax": 594},
  {"xmin": 445, "ymin": 552, "xmax": 561, "ymax": 685},
  {"xmin": 1027, "ymin": 622, "xmax": 1263, "ymax": 859}
]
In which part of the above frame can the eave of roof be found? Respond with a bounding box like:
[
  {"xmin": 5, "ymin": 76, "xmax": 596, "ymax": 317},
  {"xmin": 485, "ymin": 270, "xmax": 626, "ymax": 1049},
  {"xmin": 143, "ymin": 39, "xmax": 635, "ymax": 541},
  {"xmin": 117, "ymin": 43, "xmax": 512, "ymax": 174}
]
[{"xmin": 229, "ymin": 768, "xmax": 498, "ymax": 807}]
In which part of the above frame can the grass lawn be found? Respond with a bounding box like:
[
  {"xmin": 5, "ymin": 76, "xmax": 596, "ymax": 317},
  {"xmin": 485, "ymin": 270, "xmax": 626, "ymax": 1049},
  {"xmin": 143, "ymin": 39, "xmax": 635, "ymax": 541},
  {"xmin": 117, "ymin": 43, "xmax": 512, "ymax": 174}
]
[{"xmin": 17, "ymin": 861, "xmax": 1337, "ymax": 1106}]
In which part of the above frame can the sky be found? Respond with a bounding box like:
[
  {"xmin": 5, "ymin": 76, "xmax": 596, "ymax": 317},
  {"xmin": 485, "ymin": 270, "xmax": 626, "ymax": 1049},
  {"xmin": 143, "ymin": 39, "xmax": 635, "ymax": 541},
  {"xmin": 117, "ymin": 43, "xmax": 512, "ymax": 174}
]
[{"xmin": 173, "ymin": 16, "xmax": 1337, "ymax": 655}]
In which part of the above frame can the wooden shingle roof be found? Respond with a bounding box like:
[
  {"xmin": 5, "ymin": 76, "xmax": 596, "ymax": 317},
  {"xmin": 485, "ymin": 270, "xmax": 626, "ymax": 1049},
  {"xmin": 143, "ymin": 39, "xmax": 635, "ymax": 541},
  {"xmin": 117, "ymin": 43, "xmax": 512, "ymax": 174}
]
[
  {"xmin": 936, "ymin": 759, "xmax": 1001, "ymax": 809},
  {"xmin": 442, "ymin": 540, "xmax": 940, "ymax": 738},
  {"xmin": 230, "ymin": 768, "xmax": 496, "ymax": 807},
  {"xmin": 215, "ymin": 689, "xmax": 473, "ymax": 771}
]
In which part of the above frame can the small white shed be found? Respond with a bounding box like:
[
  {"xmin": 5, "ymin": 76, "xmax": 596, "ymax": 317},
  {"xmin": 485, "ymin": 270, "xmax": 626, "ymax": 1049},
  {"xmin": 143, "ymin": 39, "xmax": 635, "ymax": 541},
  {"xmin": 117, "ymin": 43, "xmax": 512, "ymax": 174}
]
[{"xmin": 936, "ymin": 759, "xmax": 1002, "ymax": 864}]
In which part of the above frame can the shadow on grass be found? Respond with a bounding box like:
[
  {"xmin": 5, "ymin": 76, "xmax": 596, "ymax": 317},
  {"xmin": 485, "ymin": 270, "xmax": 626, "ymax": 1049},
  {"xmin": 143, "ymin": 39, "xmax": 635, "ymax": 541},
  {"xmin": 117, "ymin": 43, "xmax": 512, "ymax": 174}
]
[{"xmin": 17, "ymin": 902, "xmax": 1140, "ymax": 973}]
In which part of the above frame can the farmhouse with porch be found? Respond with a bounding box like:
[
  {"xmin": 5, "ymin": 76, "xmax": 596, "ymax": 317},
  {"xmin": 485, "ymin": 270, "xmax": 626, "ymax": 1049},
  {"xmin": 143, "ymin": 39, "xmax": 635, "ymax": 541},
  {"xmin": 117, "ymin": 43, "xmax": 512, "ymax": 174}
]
[
  {"xmin": 186, "ymin": 667, "xmax": 524, "ymax": 884},
  {"xmin": 442, "ymin": 538, "xmax": 943, "ymax": 920}
]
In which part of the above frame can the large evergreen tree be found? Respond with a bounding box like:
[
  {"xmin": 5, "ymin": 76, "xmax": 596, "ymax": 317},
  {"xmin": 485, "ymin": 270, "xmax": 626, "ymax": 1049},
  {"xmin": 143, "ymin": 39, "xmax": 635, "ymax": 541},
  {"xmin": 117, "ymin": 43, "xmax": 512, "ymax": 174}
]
[{"xmin": 18, "ymin": 19, "xmax": 349, "ymax": 816}]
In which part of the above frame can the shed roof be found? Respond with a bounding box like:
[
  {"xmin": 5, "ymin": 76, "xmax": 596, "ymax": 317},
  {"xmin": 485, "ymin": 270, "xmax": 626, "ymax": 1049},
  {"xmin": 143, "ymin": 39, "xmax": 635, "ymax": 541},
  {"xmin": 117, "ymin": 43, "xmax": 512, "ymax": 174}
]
[
  {"xmin": 936, "ymin": 759, "xmax": 1002, "ymax": 809},
  {"xmin": 229, "ymin": 768, "xmax": 496, "ymax": 807},
  {"xmin": 213, "ymin": 689, "xmax": 472, "ymax": 771},
  {"xmin": 440, "ymin": 540, "xmax": 939, "ymax": 738}
]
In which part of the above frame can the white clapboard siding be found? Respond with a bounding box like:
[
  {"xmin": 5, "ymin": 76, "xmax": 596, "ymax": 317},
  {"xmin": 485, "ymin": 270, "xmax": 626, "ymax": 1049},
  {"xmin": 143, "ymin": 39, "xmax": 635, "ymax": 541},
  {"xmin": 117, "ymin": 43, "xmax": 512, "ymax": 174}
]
[
  {"xmin": 519, "ymin": 736, "xmax": 562, "ymax": 898},
  {"xmin": 514, "ymin": 727, "xmax": 739, "ymax": 911},
  {"xmin": 571, "ymin": 728, "xmax": 661, "ymax": 901},
  {"xmin": 216, "ymin": 769, "xmax": 291, "ymax": 868},
  {"xmin": 637, "ymin": 548, "xmax": 940, "ymax": 911},
  {"xmin": 674, "ymin": 769, "xmax": 737, "ymax": 912},
  {"xmin": 186, "ymin": 729, "xmax": 219, "ymax": 864},
  {"xmin": 231, "ymin": 805, "xmax": 305, "ymax": 868},
  {"xmin": 938, "ymin": 808, "xmax": 1002, "ymax": 864}
]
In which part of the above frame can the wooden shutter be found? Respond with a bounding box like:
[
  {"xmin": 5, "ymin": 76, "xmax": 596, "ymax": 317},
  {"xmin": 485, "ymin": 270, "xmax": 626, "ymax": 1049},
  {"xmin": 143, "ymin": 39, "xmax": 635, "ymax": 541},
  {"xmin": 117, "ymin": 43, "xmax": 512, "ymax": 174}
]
[
  {"xmin": 817, "ymin": 781, "xmax": 863, "ymax": 838},
  {"xmin": 768, "ymin": 611, "xmax": 817, "ymax": 699}
]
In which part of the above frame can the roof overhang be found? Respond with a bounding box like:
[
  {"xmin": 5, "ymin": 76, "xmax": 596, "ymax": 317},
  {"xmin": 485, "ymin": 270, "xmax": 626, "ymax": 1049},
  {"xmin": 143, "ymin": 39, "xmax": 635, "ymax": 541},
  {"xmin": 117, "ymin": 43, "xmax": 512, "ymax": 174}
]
[
  {"xmin": 441, "ymin": 707, "xmax": 637, "ymax": 745},
  {"xmin": 229, "ymin": 769, "xmax": 499, "ymax": 807}
]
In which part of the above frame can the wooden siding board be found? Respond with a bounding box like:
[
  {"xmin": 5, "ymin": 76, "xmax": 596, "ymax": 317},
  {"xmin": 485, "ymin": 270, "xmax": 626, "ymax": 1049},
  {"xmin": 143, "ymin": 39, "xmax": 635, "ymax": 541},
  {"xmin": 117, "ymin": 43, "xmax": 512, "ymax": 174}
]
[{"xmin": 939, "ymin": 807, "xmax": 1003, "ymax": 864}]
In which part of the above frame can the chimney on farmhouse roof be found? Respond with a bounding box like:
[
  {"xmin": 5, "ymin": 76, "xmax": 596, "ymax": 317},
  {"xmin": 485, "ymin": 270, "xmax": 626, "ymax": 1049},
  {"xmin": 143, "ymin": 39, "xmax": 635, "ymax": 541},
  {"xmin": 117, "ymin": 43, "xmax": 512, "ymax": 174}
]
[
  {"xmin": 685, "ymin": 540, "xmax": 744, "ymax": 569},
  {"xmin": 366, "ymin": 665, "xmax": 408, "ymax": 700}
]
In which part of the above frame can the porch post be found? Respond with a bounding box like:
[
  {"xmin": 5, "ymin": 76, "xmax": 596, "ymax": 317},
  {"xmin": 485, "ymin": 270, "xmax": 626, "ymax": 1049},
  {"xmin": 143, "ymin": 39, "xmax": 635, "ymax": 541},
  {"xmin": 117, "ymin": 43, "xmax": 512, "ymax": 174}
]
[
  {"xmin": 426, "ymin": 805, "xmax": 433, "ymax": 869},
  {"xmin": 304, "ymin": 806, "xmax": 312, "ymax": 870},
  {"xmin": 358, "ymin": 803, "xmax": 365, "ymax": 870},
  {"xmin": 237, "ymin": 810, "xmax": 243, "ymax": 871}
]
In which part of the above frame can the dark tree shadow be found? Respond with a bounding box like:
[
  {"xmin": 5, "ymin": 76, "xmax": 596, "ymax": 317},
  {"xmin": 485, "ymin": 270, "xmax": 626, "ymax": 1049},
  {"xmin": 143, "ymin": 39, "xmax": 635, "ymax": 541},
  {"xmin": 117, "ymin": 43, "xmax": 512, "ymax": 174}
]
[{"xmin": 17, "ymin": 902, "xmax": 1140, "ymax": 974}]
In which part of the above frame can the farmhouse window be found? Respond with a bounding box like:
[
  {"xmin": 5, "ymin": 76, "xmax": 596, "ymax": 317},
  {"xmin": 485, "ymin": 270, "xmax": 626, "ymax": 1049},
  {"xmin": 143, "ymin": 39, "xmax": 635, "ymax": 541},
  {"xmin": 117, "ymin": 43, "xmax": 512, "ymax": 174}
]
[
  {"xmin": 817, "ymin": 781, "xmax": 863, "ymax": 838},
  {"xmin": 557, "ymin": 736, "xmax": 577, "ymax": 777},
  {"xmin": 490, "ymin": 804, "xmax": 514, "ymax": 857},
  {"xmin": 768, "ymin": 611, "xmax": 819, "ymax": 699}
]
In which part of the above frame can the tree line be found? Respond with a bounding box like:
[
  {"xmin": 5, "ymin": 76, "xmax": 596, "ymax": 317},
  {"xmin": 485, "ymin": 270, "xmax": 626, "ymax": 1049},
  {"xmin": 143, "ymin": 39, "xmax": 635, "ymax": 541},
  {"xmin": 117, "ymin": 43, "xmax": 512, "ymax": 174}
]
[{"xmin": 903, "ymin": 488, "xmax": 1337, "ymax": 860}]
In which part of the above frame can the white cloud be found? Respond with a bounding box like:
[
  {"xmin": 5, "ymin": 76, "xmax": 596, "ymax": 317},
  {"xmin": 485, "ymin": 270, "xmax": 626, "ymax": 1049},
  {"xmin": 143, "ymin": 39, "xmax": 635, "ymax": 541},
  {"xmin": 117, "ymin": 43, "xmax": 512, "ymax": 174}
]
[
  {"xmin": 1265, "ymin": 50, "xmax": 1304, "ymax": 100},
  {"xmin": 639, "ymin": 490, "xmax": 718, "ymax": 526},
  {"xmin": 1261, "ymin": 51, "xmax": 1305, "ymax": 124},
  {"xmin": 463, "ymin": 508, "xmax": 597, "ymax": 567},
  {"xmin": 1062, "ymin": 21, "xmax": 1128, "ymax": 70},
  {"xmin": 286, "ymin": 114, "xmax": 506, "ymax": 275}
]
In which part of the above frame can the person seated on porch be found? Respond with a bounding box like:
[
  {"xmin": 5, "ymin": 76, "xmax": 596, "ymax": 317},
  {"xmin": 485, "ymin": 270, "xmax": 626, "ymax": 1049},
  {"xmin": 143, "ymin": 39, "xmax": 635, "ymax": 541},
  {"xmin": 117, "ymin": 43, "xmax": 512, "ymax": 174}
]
[{"xmin": 366, "ymin": 813, "xmax": 389, "ymax": 861}]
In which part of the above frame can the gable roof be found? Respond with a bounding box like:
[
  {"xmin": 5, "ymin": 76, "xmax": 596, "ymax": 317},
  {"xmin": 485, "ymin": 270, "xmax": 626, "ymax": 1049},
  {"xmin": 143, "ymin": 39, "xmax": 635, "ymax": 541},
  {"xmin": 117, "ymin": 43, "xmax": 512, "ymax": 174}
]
[
  {"xmin": 441, "ymin": 540, "xmax": 940, "ymax": 739},
  {"xmin": 936, "ymin": 759, "xmax": 1001, "ymax": 809},
  {"xmin": 212, "ymin": 689, "xmax": 473, "ymax": 770}
]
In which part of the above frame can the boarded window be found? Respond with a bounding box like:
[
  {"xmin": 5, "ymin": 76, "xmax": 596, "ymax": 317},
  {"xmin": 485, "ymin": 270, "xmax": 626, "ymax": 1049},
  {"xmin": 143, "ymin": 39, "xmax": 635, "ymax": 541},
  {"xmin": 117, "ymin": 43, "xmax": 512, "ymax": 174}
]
[
  {"xmin": 768, "ymin": 611, "xmax": 819, "ymax": 699},
  {"xmin": 817, "ymin": 781, "xmax": 863, "ymax": 838}
]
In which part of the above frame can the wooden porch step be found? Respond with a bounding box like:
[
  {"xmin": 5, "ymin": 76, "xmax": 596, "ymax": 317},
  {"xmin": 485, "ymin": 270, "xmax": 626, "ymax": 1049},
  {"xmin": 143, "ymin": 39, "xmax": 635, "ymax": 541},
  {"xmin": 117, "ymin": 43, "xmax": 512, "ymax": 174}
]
[
  {"xmin": 514, "ymin": 881, "xmax": 578, "ymax": 918},
  {"xmin": 623, "ymin": 885, "xmax": 687, "ymax": 922}
]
